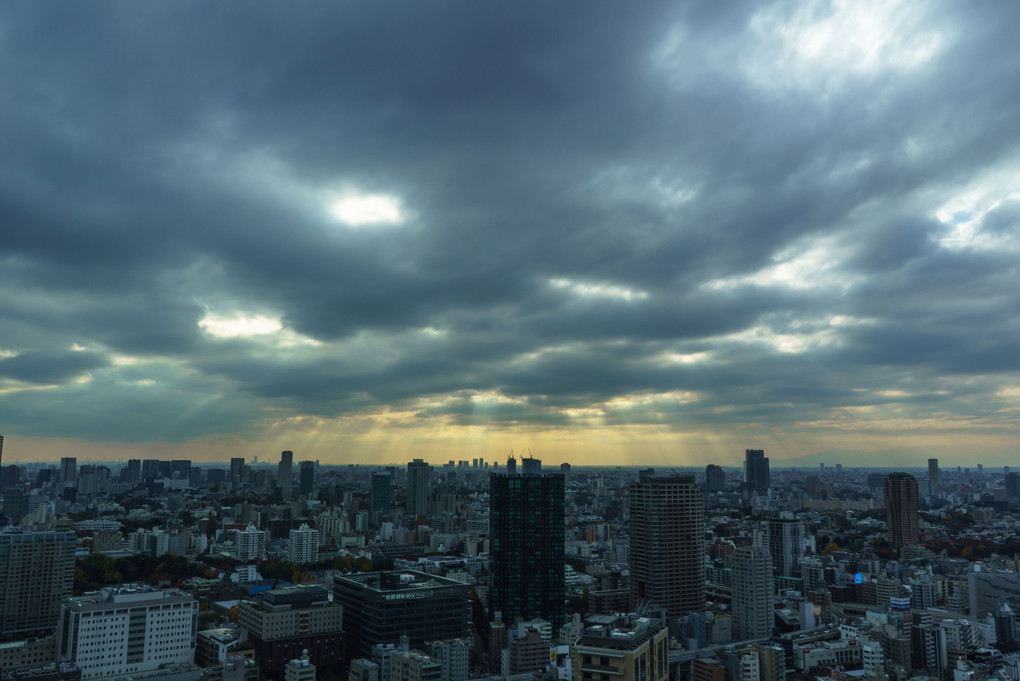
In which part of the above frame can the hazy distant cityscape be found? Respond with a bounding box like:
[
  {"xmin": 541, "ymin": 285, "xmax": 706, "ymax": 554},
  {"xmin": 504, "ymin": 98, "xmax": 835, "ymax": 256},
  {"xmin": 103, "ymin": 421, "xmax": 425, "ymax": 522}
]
[{"xmin": 4, "ymin": 436, "xmax": 1020, "ymax": 681}]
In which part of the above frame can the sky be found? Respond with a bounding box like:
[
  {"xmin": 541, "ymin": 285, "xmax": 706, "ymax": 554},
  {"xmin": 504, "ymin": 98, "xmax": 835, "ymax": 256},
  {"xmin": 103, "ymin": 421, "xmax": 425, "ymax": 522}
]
[{"xmin": 2, "ymin": 1, "xmax": 1020, "ymax": 468}]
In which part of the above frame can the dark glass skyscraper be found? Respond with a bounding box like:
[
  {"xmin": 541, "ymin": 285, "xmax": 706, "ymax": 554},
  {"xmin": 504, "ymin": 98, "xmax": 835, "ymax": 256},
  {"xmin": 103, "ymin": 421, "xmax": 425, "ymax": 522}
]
[
  {"xmin": 406, "ymin": 458, "xmax": 430, "ymax": 517},
  {"xmin": 884, "ymin": 472, "xmax": 919, "ymax": 548},
  {"xmin": 370, "ymin": 471, "xmax": 392, "ymax": 513},
  {"xmin": 489, "ymin": 457, "xmax": 565, "ymax": 630},
  {"xmin": 705, "ymin": 464, "xmax": 726, "ymax": 493},
  {"xmin": 744, "ymin": 449, "xmax": 770, "ymax": 494},
  {"xmin": 299, "ymin": 460, "xmax": 315, "ymax": 497},
  {"xmin": 279, "ymin": 450, "xmax": 294, "ymax": 500},
  {"xmin": 230, "ymin": 457, "xmax": 245, "ymax": 484},
  {"xmin": 927, "ymin": 458, "xmax": 941, "ymax": 495}
]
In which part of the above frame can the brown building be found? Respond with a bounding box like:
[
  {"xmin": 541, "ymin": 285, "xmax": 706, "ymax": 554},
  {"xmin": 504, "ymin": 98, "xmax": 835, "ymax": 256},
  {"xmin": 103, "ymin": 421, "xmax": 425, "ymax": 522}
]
[
  {"xmin": 884, "ymin": 473, "xmax": 919, "ymax": 548},
  {"xmin": 693, "ymin": 658, "xmax": 726, "ymax": 681},
  {"xmin": 628, "ymin": 476, "xmax": 705, "ymax": 616}
]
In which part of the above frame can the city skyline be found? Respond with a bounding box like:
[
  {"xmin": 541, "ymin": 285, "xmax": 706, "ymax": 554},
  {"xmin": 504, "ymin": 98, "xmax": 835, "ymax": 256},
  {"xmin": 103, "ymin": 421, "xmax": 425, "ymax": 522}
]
[
  {"xmin": 0, "ymin": 437, "xmax": 1013, "ymax": 471},
  {"xmin": 3, "ymin": 2, "xmax": 1020, "ymax": 466}
]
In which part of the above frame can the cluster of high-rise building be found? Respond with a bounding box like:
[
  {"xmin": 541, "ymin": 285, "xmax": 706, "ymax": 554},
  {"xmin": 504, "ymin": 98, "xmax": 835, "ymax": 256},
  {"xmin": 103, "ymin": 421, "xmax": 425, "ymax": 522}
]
[{"xmin": 4, "ymin": 438, "xmax": 1020, "ymax": 681}]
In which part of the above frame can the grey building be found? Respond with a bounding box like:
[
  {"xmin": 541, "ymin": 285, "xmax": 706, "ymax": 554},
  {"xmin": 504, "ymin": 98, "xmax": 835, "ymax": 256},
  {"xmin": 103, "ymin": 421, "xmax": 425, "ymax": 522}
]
[
  {"xmin": 333, "ymin": 571, "xmax": 470, "ymax": 663},
  {"xmin": 0, "ymin": 529, "xmax": 76, "ymax": 639}
]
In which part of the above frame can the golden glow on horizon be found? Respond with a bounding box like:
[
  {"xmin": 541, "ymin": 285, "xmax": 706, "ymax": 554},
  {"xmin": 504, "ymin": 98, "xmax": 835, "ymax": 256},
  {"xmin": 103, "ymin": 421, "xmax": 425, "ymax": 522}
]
[{"xmin": 5, "ymin": 420, "xmax": 1020, "ymax": 469}]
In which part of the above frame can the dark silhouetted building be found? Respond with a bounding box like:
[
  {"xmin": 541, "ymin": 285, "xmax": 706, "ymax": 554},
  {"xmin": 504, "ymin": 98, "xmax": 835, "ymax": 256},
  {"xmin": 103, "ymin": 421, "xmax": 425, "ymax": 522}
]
[
  {"xmin": 371, "ymin": 471, "xmax": 392, "ymax": 514},
  {"xmin": 58, "ymin": 458, "xmax": 76, "ymax": 486},
  {"xmin": 766, "ymin": 514, "xmax": 804, "ymax": 578},
  {"xmin": 628, "ymin": 474, "xmax": 705, "ymax": 616},
  {"xmin": 1006, "ymin": 472, "xmax": 1020, "ymax": 500},
  {"xmin": 705, "ymin": 465, "xmax": 725, "ymax": 493},
  {"xmin": 884, "ymin": 473, "xmax": 919, "ymax": 548},
  {"xmin": 237, "ymin": 584, "xmax": 342, "ymax": 680},
  {"xmin": 0, "ymin": 529, "xmax": 76, "ymax": 639},
  {"xmin": 334, "ymin": 571, "xmax": 469, "ymax": 663},
  {"xmin": 230, "ymin": 457, "xmax": 245, "ymax": 484},
  {"xmin": 299, "ymin": 461, "xmax": 315, "ymax": 497},
  {"xmin": 489, "ymin": 457, "xmax": 565, "ymax": 629},
  {"xmin": 406, "ymin": 459, "xmax": 430, "ymax": 517},
  {"xmin": 279, "ymin": 451, "xmax": 294, "ymax": 500},
  {"xmin": 122, "ymin": 459, "xmax": 141, "ymax": 484},
  {"xmin": 170, "ymin": 460, "xmax": 191, "ymax": 480},
  {"xmin": 928, "ymin": 458, "xmax": 941, "ymax": 495},
  {"xmin": 3, "ymin": 487, "xmax": 26, "ymax": 526},
  {"xmin": 744, "ymin": 449, "xmax": 770, "ymax": 494}
]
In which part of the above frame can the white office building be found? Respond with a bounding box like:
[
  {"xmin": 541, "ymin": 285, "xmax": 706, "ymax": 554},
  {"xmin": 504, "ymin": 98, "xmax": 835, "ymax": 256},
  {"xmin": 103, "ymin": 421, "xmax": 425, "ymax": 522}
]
[{"xmin": 57, "ymin": 584, "xmax": 197, "ymax": 680}]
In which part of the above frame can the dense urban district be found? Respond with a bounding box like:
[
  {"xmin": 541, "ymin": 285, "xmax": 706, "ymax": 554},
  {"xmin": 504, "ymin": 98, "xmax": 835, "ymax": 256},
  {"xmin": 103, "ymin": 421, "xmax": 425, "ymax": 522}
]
[{"xmin": 2, "ymin": 436, "xmax": 1020, "ymax": 681}]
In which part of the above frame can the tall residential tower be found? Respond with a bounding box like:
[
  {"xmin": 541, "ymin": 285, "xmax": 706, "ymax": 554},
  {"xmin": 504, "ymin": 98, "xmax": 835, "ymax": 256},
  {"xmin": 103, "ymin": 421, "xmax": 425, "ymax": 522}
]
[
  {"xmin": 628, "ymin": 474, "xmax": 705, "ymax": 616},
  {"xmin": 884, "ymin": 473, "xmax": 920, "ymax": 548},
  {"xmin": 489, "ymin": 457, "xmax": 565, "ymax": 629}
]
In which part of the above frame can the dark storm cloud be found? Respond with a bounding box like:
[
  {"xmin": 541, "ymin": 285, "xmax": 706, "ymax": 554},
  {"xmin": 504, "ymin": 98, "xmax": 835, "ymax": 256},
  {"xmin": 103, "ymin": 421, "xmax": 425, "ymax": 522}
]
[
  {"xmin": 2, "ymin": 0, "xmax": 1020, "ymax": 444},
  {"xmin": 0, "ymin": 350, "xmax": 107, "ymax": 385}
]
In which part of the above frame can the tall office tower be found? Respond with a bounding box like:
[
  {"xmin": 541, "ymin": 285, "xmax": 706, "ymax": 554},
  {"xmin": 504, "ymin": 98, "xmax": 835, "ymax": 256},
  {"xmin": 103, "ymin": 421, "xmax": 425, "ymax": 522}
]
[
  {"xmin": 1006, "ymin": 472, "xmax": 1020, "ymax": 499},
  {"xmin": 744, "ymin": 449, "xmax": 770, "ymax": 494},
  {"xmin": 123, "ymin": 459, "xmax": 141, "ymax": 483},
  {"xmin": 229, "ymin": 457, "xmax": 245, "ymax": 484},
  {"xmin": 705, "ymin": 464, "xmax": 726, "ymax": 493},
  {"xmin": 0, "ymin": 528, "xmax": 76, "ymax": 639},
  {"xmin": 406, "ymin": 458, "xmax": 430, "ymax": 517},
  {"xmin": 169, "ymin": 459, "xmax": 191, "ymax": 480},
  {"xmin": 731, "ymin": 544, "xmax": 775, "ymax": 640},
  {"xmin": 141, "ymin": 459, "xmax": 160, "ymax": 480},
  {"xmin": 279, "ymin": 450, "xmax": 294, "ymax": 500},
  {"xmin": 884, "ymin": 473, "xmax": 920, "ymax": 548},
  {"xmin": 0, "ymin": 434, "xmax": 4, "ymax": 471},
  {"xmin": 628, "ymin": 474, "xmax": 706, "ymax": 617},
  {"xmin": 489, "ymin": 457, "xmax": 565, "ymax": 629},
  {"xmin": 58, "ymin": 585, "xmax": 197, "ymax": 679},
  {"xmin": 3, "ymin": 487, "xmax": 26, "ymax": 526},
  {"xmin": 289, "ymin": 523, "xmax": 320, "ymax": 565},
  {"xmin": 371, "ymin": 471, "xmax": 392, "ymax": 514},
  {"xmin": 928, "ymin": 458, "xmax": 941, "ymax": 495},
  {"xmin": 299, "ymin": 460, "xmax": 315, "ymax": 497},
  {"xmin": 58, "ymin": 457, "xmax": 77, "ymax": 485},
  {"xmin": 766, "ymin": 514, "xmax": 804, "ymax": 578}
]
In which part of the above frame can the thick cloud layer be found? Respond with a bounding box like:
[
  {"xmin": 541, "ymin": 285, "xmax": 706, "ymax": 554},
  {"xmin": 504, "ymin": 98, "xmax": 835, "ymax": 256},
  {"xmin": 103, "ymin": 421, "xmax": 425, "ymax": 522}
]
[{"xmin": 2, "ymin": 1, "xmax": 1019, "ymax": 462}]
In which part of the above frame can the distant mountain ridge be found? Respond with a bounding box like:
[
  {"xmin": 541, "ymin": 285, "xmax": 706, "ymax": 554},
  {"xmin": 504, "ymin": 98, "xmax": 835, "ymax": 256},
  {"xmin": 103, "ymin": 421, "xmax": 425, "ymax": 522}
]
[{"xmin": 774, "ymin": 445, "xmax": 1012, "ymax": 469}]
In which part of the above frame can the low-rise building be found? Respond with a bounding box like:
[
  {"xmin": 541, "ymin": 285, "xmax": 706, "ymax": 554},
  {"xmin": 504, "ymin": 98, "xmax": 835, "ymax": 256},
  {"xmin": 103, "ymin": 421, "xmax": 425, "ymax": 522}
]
[
  {"xmin": 333, "ymin": 571, "xmax": 469, "ymax": 663},
  {"xmin": 56, "ymin": 585, "xmax": 197, "ymax": 680},
  {"xmin": 572, "ymin": 615, "xmax": 669, "ymax": 681},
  {"xmin": 236, "ymin": 585, "xmax": 341, "ymax": 681}
]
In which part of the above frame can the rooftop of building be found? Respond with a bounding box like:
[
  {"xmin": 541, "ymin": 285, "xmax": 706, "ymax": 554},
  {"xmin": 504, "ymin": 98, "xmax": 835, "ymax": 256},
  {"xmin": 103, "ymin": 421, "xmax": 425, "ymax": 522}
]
[
  {"xmin": 64, "ymin": 584, "xmax": 192, "ymax": 609},
  {"xmin": 577, "ymin": 615, "xmax": 664, "ymax": 651},
  {"xmin": 335, "ymin": 569, "xmax": 467, "ymax": 592}
]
